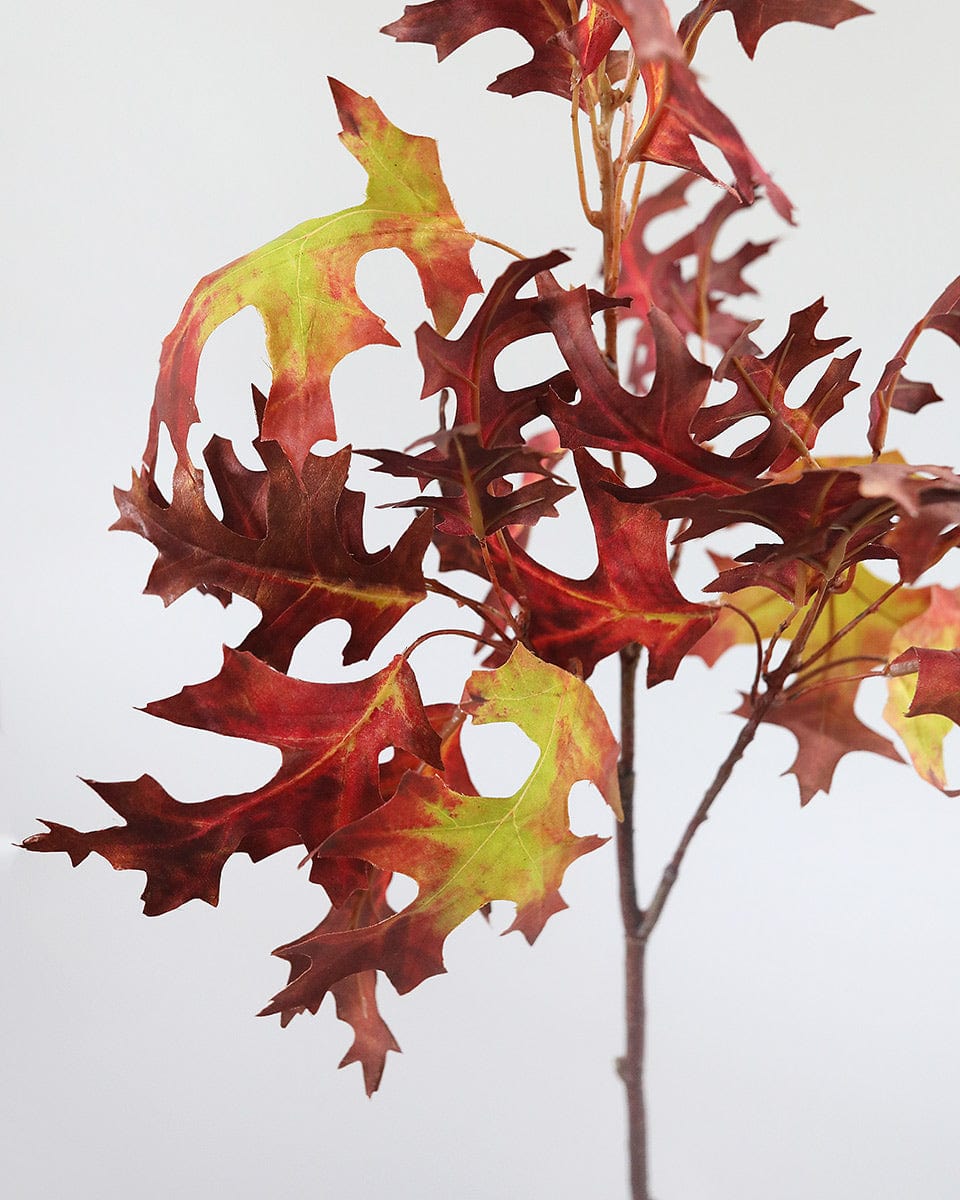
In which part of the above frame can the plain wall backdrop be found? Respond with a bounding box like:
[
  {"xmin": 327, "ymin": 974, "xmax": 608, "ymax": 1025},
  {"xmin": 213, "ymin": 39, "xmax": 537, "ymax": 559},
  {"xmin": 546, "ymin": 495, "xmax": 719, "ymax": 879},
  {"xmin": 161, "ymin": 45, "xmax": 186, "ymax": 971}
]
[{"xmin": 4, "ymin": 3, "xmax": 960, "ymax": 1198}]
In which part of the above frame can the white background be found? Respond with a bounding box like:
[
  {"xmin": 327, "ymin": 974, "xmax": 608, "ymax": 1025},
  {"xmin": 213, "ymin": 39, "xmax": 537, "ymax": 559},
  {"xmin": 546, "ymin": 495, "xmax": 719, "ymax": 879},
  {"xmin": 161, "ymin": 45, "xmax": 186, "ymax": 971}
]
[{"xmin": 4, "ymin": 3, "xmax": 960, "ymax": 1198}]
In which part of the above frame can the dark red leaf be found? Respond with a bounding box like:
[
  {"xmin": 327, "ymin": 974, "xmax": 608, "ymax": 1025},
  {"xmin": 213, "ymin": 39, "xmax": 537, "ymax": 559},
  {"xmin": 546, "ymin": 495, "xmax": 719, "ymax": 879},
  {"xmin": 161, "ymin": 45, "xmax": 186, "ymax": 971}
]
[
  {"xmin": 361, "ymin": 426, "xmax": 573, "ymax": 538},
  {"xmin": 115, "ymin": 432, "xmax": 431, "ymax": 671},
  {"xmin": 490, "ymin": 450, "xmax": 715, "ymax": 681}
]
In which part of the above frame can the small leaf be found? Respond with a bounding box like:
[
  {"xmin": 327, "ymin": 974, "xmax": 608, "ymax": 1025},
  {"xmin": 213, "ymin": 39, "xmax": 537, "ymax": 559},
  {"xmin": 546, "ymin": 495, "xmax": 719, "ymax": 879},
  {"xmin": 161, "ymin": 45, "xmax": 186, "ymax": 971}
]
[
  {"xmin": 677, "ymin": 0, "xmax": 871, "ymax": 60},
  {"xmin": 884, "ymin": 588, "xmax": 960, "ymax": 794},
  {"xmin": 869, "ymin": 274, "xmax": 960, "ymax": 455}
]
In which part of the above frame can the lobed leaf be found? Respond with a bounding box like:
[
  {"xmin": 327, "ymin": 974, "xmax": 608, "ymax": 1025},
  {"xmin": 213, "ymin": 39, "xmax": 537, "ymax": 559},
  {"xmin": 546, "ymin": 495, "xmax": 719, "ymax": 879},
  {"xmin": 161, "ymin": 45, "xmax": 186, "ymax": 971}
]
[
  {"xmin": 145, "ymin": 80, "xmax": 480, "ymax": 474},
  {"xmin": 678, "ymin": 0, "xmax": 871, "ymax": 60},
  {"xmin": 490, "ymin": 450, "xmax": 716, "ymax": 681},
  {"xmin": 24, "ymin": 653, "xmax": 442, "ymax": 911},
  {"xmin": 260, "ymin": 645, "xmax": 621, "ymax": 1019},
  {"xmin": 116, "ymin": 429, "xmax": 431, "ymax": 671}
]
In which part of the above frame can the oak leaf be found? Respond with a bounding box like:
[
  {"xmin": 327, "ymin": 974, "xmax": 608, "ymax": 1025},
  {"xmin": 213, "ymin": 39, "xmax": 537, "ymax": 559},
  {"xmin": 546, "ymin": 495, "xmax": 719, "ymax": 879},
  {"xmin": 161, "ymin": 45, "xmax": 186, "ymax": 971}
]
[
  {"xmin": 697, "ymin": 563, "xmax": 930, "ymax": 801},
  {"xmin": 361, "ymin": 425, "xmax": 573, "ymax": 538},
  {"xmin": 677, "ymin": 0, "xmax": 870, "ymax": 60},
  {"xmin": 260, "ymin": 645, "xmax": 621, "ymax": 1018},
  {"xmin": 382, "ymin": 1, "xmax": 579, "ymax": 99},
  {"xmin": 633, "ymin": 59, "xmax": 793, "ymax": 222},
  {"xmin": 492, "ymin": 450, "xmax": 716, "ymax": 681},
  {"xmin": 145, "ymin": 80, "xmax": 480, "ymax": 474},
  {"xmin": 619, "ymin": 174, "xmax": 773, "ymax": 382},
  {"xmin": 24, "ymin": 652, "xmax": 442, "ymax": 911},
  {"xmin": 414, "ymin": 252, "xmax": 619, "ymax": 445},
  {"xmin": 116, "ymin": 434, "xmax": 431, "ymax": 672}
]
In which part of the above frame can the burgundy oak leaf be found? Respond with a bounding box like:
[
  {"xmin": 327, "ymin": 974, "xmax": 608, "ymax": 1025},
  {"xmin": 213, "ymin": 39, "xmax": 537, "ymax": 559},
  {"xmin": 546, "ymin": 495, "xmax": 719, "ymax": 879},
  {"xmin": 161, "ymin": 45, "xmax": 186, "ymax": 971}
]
[
  {"xmin": 383, "ymin": 1, "xmax": 578, "ymax": 100},
  {"xmin": 24, "ymin": 653, "xmax": 442, "ymax": 912},
  {"xmin": 539, "ymin": 286, "xmax": 803, "ymax": 503},
  {"xmin": 493, "ymin": 450, "xmax": 716, "ymax": 681},
  {"xmin": 290, "ymin": 871, "xmax": 401, "ymax": 1095},
  {"xmin": 678, "ymin": 0, "xmax": 871, "ymax": 60},
  {"xmin": 620, "ymin": 175, "xmax": 773, "ymax": 382},
  {"xmin": 415, "ymin": 252, "xmax": 619, "ymax": 446},
  {"xmin": 115, "ymin": 434, "xmax": 431, "ymax": 671},
  {"xmin": 361, "ymin": 426, "xmax": 573, "ymax": 538}
]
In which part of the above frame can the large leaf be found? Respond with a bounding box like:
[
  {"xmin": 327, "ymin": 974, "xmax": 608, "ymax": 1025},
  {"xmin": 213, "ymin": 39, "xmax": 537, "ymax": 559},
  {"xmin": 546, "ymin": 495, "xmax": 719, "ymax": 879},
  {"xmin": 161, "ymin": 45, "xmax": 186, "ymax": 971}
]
[
  {"xmin": 145, "ymin": 80, "xmax": 480, "ymax": 473},
  {"xmin": 260, "ymin": 645, "xmax": 621, "ymax": 1018},
  {"xmin": 24, "ymin": 653, "xmax": 442, "ymax": 911}
]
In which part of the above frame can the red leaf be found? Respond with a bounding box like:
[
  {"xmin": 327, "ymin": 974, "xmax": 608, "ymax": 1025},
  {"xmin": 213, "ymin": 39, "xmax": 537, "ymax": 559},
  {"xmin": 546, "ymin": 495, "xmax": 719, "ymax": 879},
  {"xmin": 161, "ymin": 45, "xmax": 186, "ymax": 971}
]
[
  {"xmin": 742, "ymin": 683, "xmax": 901, "ymax": 805},
  {"xmin": 493, "ymin": 450, "xmax": 716, "ymax": 681},
  {"xmin": 594, "ymin": 0, "xmax": 685, "ymax": 62},
  {"xmin": 382, "ymin": 1, "xmax": 579, "ymax": 99},
  {"xmin": 414, "ymin": 252, "xmax": 620, "ymax": 446},
  {"xmin": 678, "ymin": 0, "xmax": 871, "ymax": 60},
  {"xmin": 362, "ymin": 425, "xmax": 573, "ymax": 538},
  {"xmin": 633, "ymin": 60, "xmax": 793, "ymax": 222},
  {"xmin": 23, "ymin": 653, "xmax": 442, "ymax": 913},
  {"xmin": 869, "ymin": 274, "xmax": 960, "ymax": 455},
  {"xmin": 115, "ymin": 433, "xmax": 431, "ymax": 671},
  {"xmin": 294, "ymin": 872, "xmax": 401, "ymax": 1095},
  {"xmin": 899, "ymin": 647, "xmax": 960, "ymax": 725},
  {"xmin": 619, "ymin": 175, "xmax": 774, "ymax": 382}
]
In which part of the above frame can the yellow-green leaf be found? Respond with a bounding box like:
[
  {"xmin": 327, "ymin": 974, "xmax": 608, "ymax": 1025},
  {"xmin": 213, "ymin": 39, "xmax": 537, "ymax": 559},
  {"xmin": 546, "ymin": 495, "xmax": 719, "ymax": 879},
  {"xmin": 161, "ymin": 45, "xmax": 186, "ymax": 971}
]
[
  {"xmin": 146, "ymin": 79, "xmax": 481, "ymax": 473},
  {"xmin": 261, "ymin": 645, "xmax": 621, "ymax": 1017}
]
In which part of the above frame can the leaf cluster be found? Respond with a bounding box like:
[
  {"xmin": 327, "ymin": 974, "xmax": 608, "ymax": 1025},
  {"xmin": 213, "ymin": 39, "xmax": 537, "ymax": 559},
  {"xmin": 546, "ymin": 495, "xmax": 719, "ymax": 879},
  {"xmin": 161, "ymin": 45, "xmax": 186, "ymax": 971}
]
[{"xmin": 24, "ymin": 0, "xmax": 960, "ymax": 1095}]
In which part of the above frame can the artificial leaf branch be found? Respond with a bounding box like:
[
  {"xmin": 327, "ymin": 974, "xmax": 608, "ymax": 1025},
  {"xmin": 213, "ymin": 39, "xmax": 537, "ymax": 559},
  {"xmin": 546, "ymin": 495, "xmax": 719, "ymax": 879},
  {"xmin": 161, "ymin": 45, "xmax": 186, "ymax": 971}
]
[{"xmin": 24, "ymin": 3, "xmax": 960, "ymax": 1197}]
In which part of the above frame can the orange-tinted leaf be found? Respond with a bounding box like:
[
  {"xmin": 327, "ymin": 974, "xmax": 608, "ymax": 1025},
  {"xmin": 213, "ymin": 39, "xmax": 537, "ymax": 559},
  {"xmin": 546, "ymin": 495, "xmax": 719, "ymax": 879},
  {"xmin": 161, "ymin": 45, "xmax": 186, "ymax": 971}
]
[
  {"xmin": 741, "ymin": 682, "xmax": 901, "ymax": 805},
  {"xmin": 146, "ymin": 80, "xmax": 480, "ymax": 474},
  {"xmin": 699, "ymin": 564, "xmax": 931, "ymax": 801},
  {"xmin": 24, "ymin": 653, "xmax": 441, "ymax": 911},
  {"xmin": 260, "ymin": 645, "xmax": 620, "ymax": 1018},
  {"xmin": 884, "ymin": 587, "xmax": 960, "ymax": 794}
]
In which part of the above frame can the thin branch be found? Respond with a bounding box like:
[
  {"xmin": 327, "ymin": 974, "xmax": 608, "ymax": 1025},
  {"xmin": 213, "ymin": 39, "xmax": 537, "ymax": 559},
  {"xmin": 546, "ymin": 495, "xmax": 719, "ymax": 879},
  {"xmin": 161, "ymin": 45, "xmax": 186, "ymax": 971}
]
[{"xmin": 797, "ymin": 579, "xmax": 903, "ymax": 675}]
